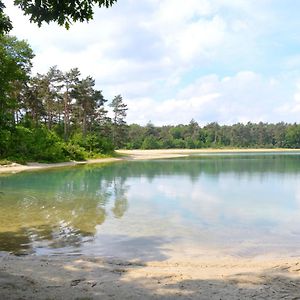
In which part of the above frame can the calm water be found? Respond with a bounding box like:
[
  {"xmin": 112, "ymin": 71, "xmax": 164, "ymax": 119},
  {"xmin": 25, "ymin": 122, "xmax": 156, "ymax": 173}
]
[{"xmin": 1, "ymin": 153, "xmax": 300, "ymax": 260}]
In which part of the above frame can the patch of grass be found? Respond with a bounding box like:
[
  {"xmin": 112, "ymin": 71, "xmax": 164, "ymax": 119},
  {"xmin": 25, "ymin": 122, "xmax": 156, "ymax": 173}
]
[
  {"xmin": 111, "ymin": 151, "xmax": 129, "ymax": 158},
  {"xmin": 0, "ymin": 159, "xmax": 12, "ymax": 166},
  {"xmin": 85, "ymin": 152, "xmax": 114, "ymax": 159}
]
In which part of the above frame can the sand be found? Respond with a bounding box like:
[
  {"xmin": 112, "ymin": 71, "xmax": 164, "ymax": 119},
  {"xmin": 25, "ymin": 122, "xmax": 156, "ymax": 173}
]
[
  {"xmin": 1, "ymin": 149, "xmax": 300, "ymax": 298},
  {"xmin": 117, "ymin": 148, "xmax": 300, "ymax": 160},
  {"xmin": 1, "ymin": 254, "xmax": 300, "ymax": 299},
  {"xmin": 0, "ymin": 158, "xmax": 122, "ymax": 174}
]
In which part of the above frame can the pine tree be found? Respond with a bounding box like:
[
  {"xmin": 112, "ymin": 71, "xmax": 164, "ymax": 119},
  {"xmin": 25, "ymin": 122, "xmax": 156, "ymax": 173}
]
[
  {"xmin": 109, "ymin": 95, "xmax": 128, "ymax": 148},
  {"xmin": 63, "ymin": 68, "xmax": 80, "ymax": 140}
]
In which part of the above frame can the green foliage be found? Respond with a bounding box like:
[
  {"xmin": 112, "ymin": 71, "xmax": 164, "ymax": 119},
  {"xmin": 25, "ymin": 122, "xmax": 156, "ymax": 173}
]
[
  {"xmin": 141, "ymin": 136, "xmax": 161, "ymax": 149},
  {"xmin": 9, "ymin": 126, "xmax": 65, "ymax": 162},
  {"xmin": 127, "ymin": 124, "xmax": 146, "ymax": 149},
  {"xmin": 31, "ymin": 127, "xmax": 65, "ymax": 162},
  {"xmin": 15, "ymin": 0, "xmax": 117, "ymax": 27},
  {"xmin": 0, "ymin": 129, "xmax": 11, "ymax": 157},
  {"xmin": 0, "ymin": 159, "xmax": 11, "ymax": 165},
  {"xmin": 173, "ymin": 138, "xmax": 186, "ymax": 149},
  {"xmin": 0, "ymin": 2, "xmax": 12, "ymax": 34},
  {"xmin": 124, "ymin": 121, "xmax": 300, "ymax": 150},
  {"xmin": 160, "ymin": 138, "xmax": 174, "ymax": 149},
  {"xmin": 0, "ymin": 35, "xmax": 123, "ymax": 164},
  {"xmin": 1, "ymin": 0, "xmax": 117, "ymax": 34},
  {"xmin": 286, "ymin": 124, "xmax": 300, "ymax": 148},
  {"xmin": 63, "ymin": 143, "xmax": 87, "ymax": 161},
  {"xmin": 110, "ymin": 95, "xmax": 128, "ymax": 148},
  {"xmin": 0, "ymin": 35, "xmax": 34, "ymax": 130},
  {"xmin": 68, "ymin": 132, "xmax": 114, "ymax": 158},
  {"xmin": 1, "ymin": 126, "xmax": 115, "ymax": 163}
]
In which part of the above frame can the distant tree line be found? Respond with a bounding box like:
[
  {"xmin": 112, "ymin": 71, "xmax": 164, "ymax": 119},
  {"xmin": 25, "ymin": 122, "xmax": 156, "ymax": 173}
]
[{"xmin": 125, "ymin": 120, "xmax": 300, "ymax": 149}]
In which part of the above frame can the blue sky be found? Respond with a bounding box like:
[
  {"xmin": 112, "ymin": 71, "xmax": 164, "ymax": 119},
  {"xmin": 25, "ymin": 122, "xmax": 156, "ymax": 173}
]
[{"xmin": 4, "ymin": 0, "xmax": 300, "ymax": 125}]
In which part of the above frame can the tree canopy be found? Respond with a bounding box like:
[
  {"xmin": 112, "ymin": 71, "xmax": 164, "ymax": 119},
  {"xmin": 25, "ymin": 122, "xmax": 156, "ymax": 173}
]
[
  {"xmin": 0, "ymin": 35, "xmax": 34, "ymax": 129},
  {"xmin": 0, "ymin": 0, "xmax": 118, "ymax": 34}
]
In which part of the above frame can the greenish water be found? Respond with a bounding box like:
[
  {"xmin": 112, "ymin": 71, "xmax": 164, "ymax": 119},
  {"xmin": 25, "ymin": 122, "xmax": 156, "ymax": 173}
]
[{"xmin": 1, "ymin": 153, "xmax": 300, "ymax": 260}]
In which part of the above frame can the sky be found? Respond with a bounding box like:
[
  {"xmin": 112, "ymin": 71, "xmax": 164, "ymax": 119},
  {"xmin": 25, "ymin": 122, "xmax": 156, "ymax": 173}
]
[{"xmin": 4, "ymin": 0, "xmax": 300, "ymax": 125}]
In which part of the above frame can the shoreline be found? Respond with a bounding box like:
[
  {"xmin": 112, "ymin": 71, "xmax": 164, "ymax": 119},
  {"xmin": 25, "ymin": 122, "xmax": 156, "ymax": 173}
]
[
  {"xmin": 117, "ymin": 148, "xmax": 300, "ymax": 160},
  {"xmin": 0, "ymin": 157, "xmax": 122, "ymax": 174},
  {"xmin": 1, "ymin": 148, "xmax": 300, "ymax": 174}
]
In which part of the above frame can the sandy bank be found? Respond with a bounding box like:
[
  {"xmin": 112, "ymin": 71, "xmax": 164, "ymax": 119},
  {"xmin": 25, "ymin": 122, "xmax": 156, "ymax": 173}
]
[
  {"xmin": 1, "ymin": 254, "xmax": 300, "ymax": 299},
  {"xmin": 0, "ymin": 158, "xmax": 122, "ymax": 174},
  {"xmin": 117, "ymin": 148, "xmax": 300, "ymax": 160}
]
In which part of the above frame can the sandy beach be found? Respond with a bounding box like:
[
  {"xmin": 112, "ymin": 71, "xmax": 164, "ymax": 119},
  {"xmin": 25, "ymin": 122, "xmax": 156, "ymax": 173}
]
[
  {"xmin": 1, "ymin": 253, "xmax": 300, "ymax": 299},
  {"xmin": 1, "ymin": 149, "xmax": 300, "ymax": 299},
  {"xmin": 117, "ymin": 148, "xmax": 300, "ymax": 160}
]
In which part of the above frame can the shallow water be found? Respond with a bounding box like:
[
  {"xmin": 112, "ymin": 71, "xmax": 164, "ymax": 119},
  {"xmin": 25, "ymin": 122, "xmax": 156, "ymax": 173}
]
[{"xmin": 1, "ymin": 153, "xmax": 300, "ymax": 260}]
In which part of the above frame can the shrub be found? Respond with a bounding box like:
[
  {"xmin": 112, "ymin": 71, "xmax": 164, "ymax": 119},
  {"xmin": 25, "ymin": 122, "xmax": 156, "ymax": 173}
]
[
  {"xmin": 63, "ymin": 143, "xmax": 87, "ymax": 161},
  {"xmin": 141, "ymin": 136, "xmax": 160, "ymax": 149}
]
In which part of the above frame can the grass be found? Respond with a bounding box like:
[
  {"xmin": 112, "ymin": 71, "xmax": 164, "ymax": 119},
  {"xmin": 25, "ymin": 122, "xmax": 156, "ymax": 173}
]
[
  {"xmin": 0, "ymin": 159, "xmax": 13, "ymax": 166},
  {"xmin": 0, "ymin": 151, "xmax": 118, "ymax": 166}
]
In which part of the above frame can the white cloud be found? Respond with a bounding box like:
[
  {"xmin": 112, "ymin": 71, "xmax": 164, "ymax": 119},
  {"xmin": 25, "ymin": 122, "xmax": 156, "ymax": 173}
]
[
  {"xmin": 4, "ymin": 0, "xmax": 300, "ymax": 125},
  {"xmin": 143, "ymin": 0, "xmax": 226, "ymax": 63},
  {"xmin": 4, "ymin": 0, "xmax": 253, "ymax": 83},
  {"xmin": 276, "ymin": 79, "xmax": 300, "ymax": 115},
  {"xmin": 127, "ymin": 92, "xmax": 220, "ymax": 125},
  {"xmin": 176, "ymin": 16, "xmax": 227, "ymax": 62},
  {"xmin": 126, "ymin": 71, "xmax": 299, "ymax": 125}
]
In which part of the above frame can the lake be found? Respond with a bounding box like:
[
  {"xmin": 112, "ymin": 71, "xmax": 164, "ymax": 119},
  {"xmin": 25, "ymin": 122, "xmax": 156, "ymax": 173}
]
[{"xmin": 1, "ymin": 153, "xmax": 300, "ymax": 260}]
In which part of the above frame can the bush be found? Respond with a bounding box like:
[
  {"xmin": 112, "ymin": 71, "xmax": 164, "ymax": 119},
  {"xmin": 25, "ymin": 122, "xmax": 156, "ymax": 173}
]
[
  {"xmin": 0, "ymin": 159, "xmax": 12, "ymax": 165},
  {"xmin": 11, "ymin": 126, "xmax": 34, "ymax": 159},
  {"xmin": 1, "ymin": 125, "xmax": 115, "ymax": 163},
  {"xmin": 141, "ymin": 136, "xmax": 160, "ymax": 149},
  {"xmin": 0, "ymin": 129, "xmax": 11, "ymax": 158},
  {"xmin": 63, "ymin": 143, "xmax": 87, "ymax": 161},
  {"xmin": 173, "ymin": 138, "xmax": 186, "ymax": 148},
  {"xmin": 7, "ymin": 126, "xmax": 66, "ymax": 162},
  {"xmin": 70, "ymin": 132, "xmax": 114, "ymax": 154},
  {"xmin": 31, "ymin": 127, "xmax": 66, "ymax": 162},
  {"xmin": 286, "ymin": 125, "xmax": 300, "ymax": 148}
]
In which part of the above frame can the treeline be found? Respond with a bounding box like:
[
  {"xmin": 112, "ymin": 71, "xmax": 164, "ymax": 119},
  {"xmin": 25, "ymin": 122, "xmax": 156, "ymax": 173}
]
[
  {"xmin": 125, "ymin": 120, "xmax": 300, "ymax": 149},
  {"xmin": 0, "ymin": 35, "xmax": 127, "ymax": 162}
]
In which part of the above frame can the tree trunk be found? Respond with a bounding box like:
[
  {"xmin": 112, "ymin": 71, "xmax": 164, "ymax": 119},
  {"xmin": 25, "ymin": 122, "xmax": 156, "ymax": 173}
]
[{"xmin": 63, "ymin": 92, "xmax": 69, "ymax": 141}]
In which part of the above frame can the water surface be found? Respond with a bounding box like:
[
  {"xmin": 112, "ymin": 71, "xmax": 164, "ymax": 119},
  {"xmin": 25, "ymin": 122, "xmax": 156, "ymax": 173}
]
[{"xmin": 1, "ymin": 153, "xmax": 300, "ymax": 260}]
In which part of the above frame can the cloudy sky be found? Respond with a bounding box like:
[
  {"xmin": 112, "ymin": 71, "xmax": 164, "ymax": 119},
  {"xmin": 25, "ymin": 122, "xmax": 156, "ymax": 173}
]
[{"xmin": 4, "ymin": 0, "xmax": 300, "ymax": 125}]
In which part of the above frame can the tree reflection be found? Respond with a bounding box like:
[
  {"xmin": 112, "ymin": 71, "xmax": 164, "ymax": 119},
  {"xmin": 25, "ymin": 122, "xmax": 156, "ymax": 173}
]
[
  {"xmin": 0, "ymin": 168, "xmax": 129, "ymax": 254},
  {"xmin": 111, "ymin": 178, "xmax": 129, "ymax": 218}
]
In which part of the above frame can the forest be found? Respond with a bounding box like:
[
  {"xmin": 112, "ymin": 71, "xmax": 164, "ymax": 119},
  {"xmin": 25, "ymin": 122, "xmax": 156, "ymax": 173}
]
[{"xmin": 1, "ymin": 34, "xmax": 300, "ymax": 163}]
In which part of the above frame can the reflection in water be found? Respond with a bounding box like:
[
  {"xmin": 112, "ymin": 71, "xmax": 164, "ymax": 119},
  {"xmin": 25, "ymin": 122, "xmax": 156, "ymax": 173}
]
[
  {"xmin": 0, "ymin": 166, "xmax": 129, "ymax": 254},
  {"xmin": 1, "ymin": 153, "xmax": 300, "ymax": 258}
]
